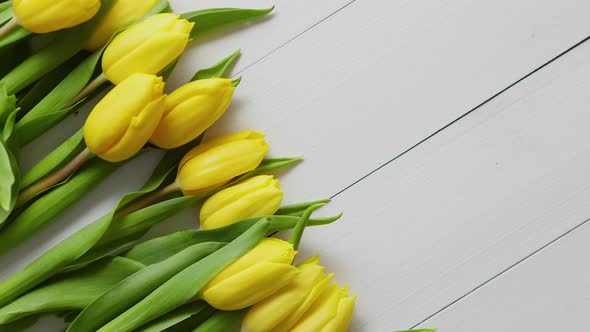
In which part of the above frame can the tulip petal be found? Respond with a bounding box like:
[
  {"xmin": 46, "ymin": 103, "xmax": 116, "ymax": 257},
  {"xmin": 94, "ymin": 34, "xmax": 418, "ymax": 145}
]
[
  {"xmin": 201, "ymin": 262, "xmax": 299, "ymax": 310},
  {"xmin": 150, "ymin": 80, "xmax": 235, "ymax": 149},
  {"xmin": 178, "ymin": 139, "xmax": 269, "ymax": 194},
  {"xmin": 291, "ymin": 283, "xmax": 348, "ymax": 332},
  {"xmin": 85, "ymin": 0, "xmax": 160, "ymax": 51},
  {"xmin": 84, "ymin": 73, "xmax": 164, "ymax": 161},
  {"xmin": 200, "ymin": 175, "xmax": 283, "ymax": 230},
  {"xmin": 102, "ymin": 13, "xmax": 179, "ymax": 71},
  {"xmin": 102, "ymin": 14, "xmax": 193, "ymax": 84},
  {"xmin": 243, "ymin": 259, "xmax": 332, "ymax": 332},
  {"xmin": 14, "ymin": 0, "xmax": 100, "ymax": 33},
  {"xmin": 99, "ymin": 96, "xmax": 165, "ymax": 162},
  {"xmin": 322, "ymin": 295, "xmax": 357, "ymax": 332}
]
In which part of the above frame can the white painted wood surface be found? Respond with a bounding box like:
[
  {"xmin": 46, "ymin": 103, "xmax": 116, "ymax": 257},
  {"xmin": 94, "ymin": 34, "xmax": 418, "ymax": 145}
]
[
  {"xmin": 309, "ymin": 39, "xmax": 590, "ymax": 331},
  {"xmin": 1, "ymin": 0, "xmax": 590, "ymax": 331},
  {"xmin": 421, "ymin": 219, "xmax": 590, "ymax": 331}
]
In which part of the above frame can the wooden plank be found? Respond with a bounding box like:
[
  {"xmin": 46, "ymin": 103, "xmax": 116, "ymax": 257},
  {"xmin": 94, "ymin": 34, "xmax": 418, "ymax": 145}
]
[
  {"xmin": 167, "ymin": 0, "xmax": 355, "ymax": 88},
  {"xmin": 204, "ymin": 0, "xmax": 590, "ymax": 204},
  {"xmin": 298, "ymin": 38, "xmax": 590, "ymax": 330},
  {"xmin": 419, "ymin": 219, "xmax": 590, "ymax": 330}
]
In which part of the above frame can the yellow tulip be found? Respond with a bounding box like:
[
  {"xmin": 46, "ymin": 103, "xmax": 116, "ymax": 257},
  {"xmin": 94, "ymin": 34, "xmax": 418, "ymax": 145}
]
[
  {"xmin": 13, "ymin": 0, "xmax": 100, "ymax": 33},
  {"xmin": 85, "ymin": 0, "xmax": 160, "ymax": 51},
  {"xmin": 291, "ymin": 282, "xmax": 357, "ymax": 332},
  {"xmin": 199, "ymin": 175, "xmax": 283, "ymax": 230},
  {"xmin": 150, "ymin": 78, "xmax": 236, "ymax": 149},
  {"xmin": 176, "ymin": 130, "xmax": 269, "ymax": 195},
  {"xmin": 200, "ymin": 238, "xmax": 299, "ymax": 310},
  {"xmin": 84, "ymin": 73, "xmax": 165, "ymax": 162},
  {"xmin": 243, "ymin": 256, "xmax": 333, "ymax": 332},
  {"xmin": 102, "ymin": 13, "xmax": 194, "ymax": 84}
]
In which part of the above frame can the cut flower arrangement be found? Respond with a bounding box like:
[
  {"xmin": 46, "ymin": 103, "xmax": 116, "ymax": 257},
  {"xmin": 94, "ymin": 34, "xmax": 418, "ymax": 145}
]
[{"xmin": 0, "ymin": 1, "xmax": 436, "ymax": 331}]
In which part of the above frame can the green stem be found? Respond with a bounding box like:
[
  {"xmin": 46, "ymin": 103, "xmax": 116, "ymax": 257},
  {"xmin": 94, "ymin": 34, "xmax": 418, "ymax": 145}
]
[
  {"xmin": 115, "ymin": 182, "xmax": 181, "ymax": 218},
  {"xmin": 66, "ymin": 73, "xmax": 108, "ymax": 107},
  {"xmin": 16, "ymin": 147, "xmax": 94, "ymax": 207},
  {"xmin": 288, "ymin": 203, "xmax": 326, "ymax": 249},
  {"xmin": 0, "ymin": 17, "xmax": 17, "ymax": 39}
]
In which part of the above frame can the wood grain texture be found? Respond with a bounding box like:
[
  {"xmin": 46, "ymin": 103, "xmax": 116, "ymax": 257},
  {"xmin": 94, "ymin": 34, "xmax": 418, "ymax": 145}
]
[
  {"xmin": 420, "ymin": 219, "xmax": 590, "ymax": 331},
  {"xmin": 305, "ymin": 37, "xmax": 590, "ymax": 331},
  {"xmin": 2, "ymin": 0, "xmax": 590, "ymax": 330}
]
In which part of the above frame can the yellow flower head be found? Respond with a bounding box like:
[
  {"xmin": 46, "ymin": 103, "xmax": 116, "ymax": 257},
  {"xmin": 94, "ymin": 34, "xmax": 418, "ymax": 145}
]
[
  {"xmin": 176, "ymin": 130, "xmax": 269, "ymax": 195},
  {"xmin": 150, "ymin": 78, "xmax": 236, "ymax": 149},
  {"xmin": 291, "ymin": 281, "xmax": 357, "ymax": 332},
  {"xmin": 102, "ymin": 13, "xmax": 194, "ymax": 84},
  {"xmin": 201, "ymin": 238, "xmax": 299, "ymax": 310},
  {"xmin": 243, "ymin": 256, "xmax": 333, "ymax": 332},
  {"xmin": 84, "ymin": 73, "xmax": 165, "ymax": 162},
  {"xmin": 14, "ymin": 0, "xmax": 100, "ymax": 33},
  {"xmin": 199, "ymin": 175, "xmax": 283, "ymax": 230},
  {"xmin": 85, "ymin": 0, "xmax": 160, "ymax": 51}
]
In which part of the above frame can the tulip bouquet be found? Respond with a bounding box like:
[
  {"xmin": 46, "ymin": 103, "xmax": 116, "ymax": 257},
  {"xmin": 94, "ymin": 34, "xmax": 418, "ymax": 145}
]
[{"xmin": 0, "ymin": 1, "xmax": 373, "ymax": 331}]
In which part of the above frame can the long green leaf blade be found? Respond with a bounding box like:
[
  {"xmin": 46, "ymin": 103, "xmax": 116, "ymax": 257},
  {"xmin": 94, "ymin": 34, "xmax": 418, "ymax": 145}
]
[
  {"xmin": 97, "ymin": 220, "xmax": 270, "ymax": 332},
  {"xmin": 182, "ymin": 7, "xmax": 274, "ymax": 39},
  {"xmin": 15, "ymin": 49, "xmax": 105, "ymax": 145},
  {"xmin": 191, "ymin": 49, "xmax": 240, "ymax": 81},
  {"xmin": 192, "ymin": 309, "xmax": 246, "ymax": 332},
  {"xmin": 67, "ymin": 242, "xmax": 224, "ymax": 332},
  {"xmin": 19, "ymin": 130, "xmax": 85, "ymax": 189},
  {"xmin": 0, "ymin": 257, "xmax": 144, "ymax": 325},
  {"xmin": 137, "ymin": 302, "xmax": 214, "ymax": 332}
]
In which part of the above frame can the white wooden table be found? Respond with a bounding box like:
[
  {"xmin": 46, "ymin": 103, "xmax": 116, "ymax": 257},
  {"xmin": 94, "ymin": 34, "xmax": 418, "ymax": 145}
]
[{"xmin": 4, "ymin": 0, "xmax": 590, "ymax": 331}]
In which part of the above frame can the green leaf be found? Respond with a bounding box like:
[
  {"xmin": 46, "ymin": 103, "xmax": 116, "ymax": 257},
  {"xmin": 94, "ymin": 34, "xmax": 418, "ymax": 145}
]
[
  {"xmin": 0, "ymin": 156, "xmax": 123, "ymax": 254},
  {"xmin": 123, "ymin": 214, "xmax": 341, "ymax": 266},
  {"xmin": 0, "ymin": 140, "xmax": 197, "ymax": 307},
  {"xmin": 138, "ymin": 302, "xmax": 214, "ymax": 332},
  {"xmin": 97, "ymin": 220, "xmax": 270, "ymax": 332},
  {"xmin": 182, "ymin": 7, "xmax": 274, "ymax": 40},
  {"xmin": 67, "ymin": 242, "xmax": 224, "ymax": 332},
  {"xmin": 0, "ymin": 82, "xmax": 15, "ymax": 126},
  {"xmin": 233, "ymin": 157, "xmax": 302, "ymax": 183},
  {"xmin": 192, "ymin": 309, "xmax": 246, "ymax": 332},
  {"xmin": 191, "ymin": 49, "xmax": 240, "ymax": 81},
  {"xmin": 0, "ymin": 0, "xmax": 117, "ymax": 94},
  {"xmin": 16, "ymin": 52, "xmax": 87, "ymax": 115},
  {"xmin": 19, "ymin": 130, "xmax": 85, "ymax": 189},
  {"xmin": 276, "ymin": 198, "xmax": 332, "ymax": 216},
  {"xmin": 78, "ymin": 156, "xmax": 304, "ymax": 265},
  {"xmin": 15, "ymin": 49, "xmax": 106, "ymax": 145},
  {"xmin": 0, "ymin": 257, "xmax": 144, "ymax": 325},
  {"xmin": 0, "ymin": 41, "xmax": 28, "ymax": 79},
  {"xmin": 0, "ymin": 5, "xmax": 31, "ymax": 50},
  {"xmin": 0, "ymin": 90, "xmax": 17, "ymax": 225},
  {"xmin": 0, "ymin": 2, "xmax": 12, "ymax": 21}
]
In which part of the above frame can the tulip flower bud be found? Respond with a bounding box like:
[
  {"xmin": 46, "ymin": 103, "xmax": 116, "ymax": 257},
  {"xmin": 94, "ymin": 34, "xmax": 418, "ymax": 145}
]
[
  {"xmin": 102, "ymin": 13, "xmax": 194, "ymax": 85},
  {"xmin": 200, "ymin": 238, "xmax": 299, "ymax": 310},
  {"xmin": 176, "ymin": 130, "xmax": 269, "ymax": 195},
  {"xmin": 291, "ymin": 282, "xmax": 357, "ymax": 332},
  {"xmin": 85, "ymin": 0, "xmax": 160, "ymax": 51},
  {"xmin": 243, "ymin": 256, "xmax": 333, "ymax": 332},
  {"xmin": 150, "ymin": 78, "xmax": 236, "ymax": 149},
  {"xmin": 13, "ymin": 0, "xmax": 100, "ymax": 33},
  {"xmin": 199, "ymin": 175, "xmax": 283, "ymax": 230},
  {"xmin": 84, "ymin": 73, "xmax": 165, "ymax": 162}
]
